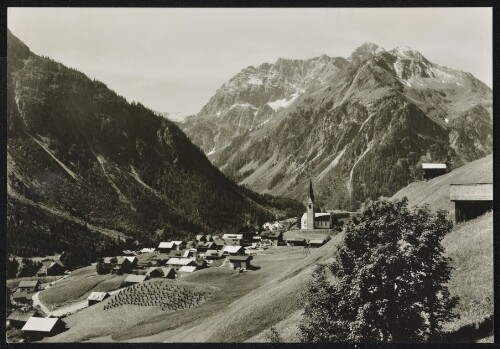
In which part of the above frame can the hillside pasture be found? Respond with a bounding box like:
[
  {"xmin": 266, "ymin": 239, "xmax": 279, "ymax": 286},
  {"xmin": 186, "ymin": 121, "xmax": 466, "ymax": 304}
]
[
  {"xmin": 391, "ymin": 154, "xmax": 492, "ymax": 216},
  {"xmin": 39, "ymin": 269, "xmax": 126, "ymax": 309}
]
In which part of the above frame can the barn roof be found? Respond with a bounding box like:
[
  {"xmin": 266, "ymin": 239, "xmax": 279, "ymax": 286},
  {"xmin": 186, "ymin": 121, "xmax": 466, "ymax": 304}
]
[
  {"xmin": 450, "ymin": 183, "xmax": 493, "ymax": 201},
  {"xmin": 205, "ymin": 250, "xmax": 223, "ymax": 257},
  {"xmin": 87, "ymin": 292, "xmax": 110, "ymax": 301},
  {"xmin": 422, "ymin": 163, "xmax": 447, "ymax": 169},
  {"xmin": 158, "ymin": 242, "xmax": 175, "ymax": 249},
  {"xmin": 222, "ymin": 234, "xmax": 243, "ymax": 239},
  {"xmin": 222, "ymin": 245, "xmax": 244, "ymax": 254},
  {"xmin": 12, "ymin": 291, "xmax": 29, "ymax": 299},
  {"xmin": 18, "ymin": 280, "xmax": 39, "ymax": 288},
  {"xmin": 140, "ymin": 248, "xmax": 156, "ymax": 253},
  {"xmin": 22, "ymin": 317, "xmax": 60, "ymax": 332},
  {"xmin": 178, "ymin": 266, "xmax": 197, "ymax": 273},
  {"xmin": 166, "ymin": 257, "xmax": 194, "ymax": 266},
  {"xmin": 124, "ymin": 274, "xmax": 148, "ymax": 283},
  {"xmin": 309, "ymin": 239, "xmax": 326, "ymax": 245}
]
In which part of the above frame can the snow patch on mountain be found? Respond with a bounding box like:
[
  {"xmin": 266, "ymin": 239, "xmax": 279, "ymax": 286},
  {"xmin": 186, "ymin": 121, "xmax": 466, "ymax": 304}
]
[{"xmin": 267, "ymin": 91, "xmax": 301, "ymax": 111}]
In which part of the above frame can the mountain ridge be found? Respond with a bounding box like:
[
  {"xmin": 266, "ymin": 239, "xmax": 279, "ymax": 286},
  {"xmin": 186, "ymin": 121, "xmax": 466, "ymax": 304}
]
[{"xmin": 181, "ymin": 42, "xmax": 492, "ymax": 210}]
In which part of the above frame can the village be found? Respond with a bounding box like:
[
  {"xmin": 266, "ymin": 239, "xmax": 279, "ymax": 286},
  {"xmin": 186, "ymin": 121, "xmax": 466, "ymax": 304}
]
[{"xmin": 6, "ymin": 164, "xmax": 493, "ymax": 342}]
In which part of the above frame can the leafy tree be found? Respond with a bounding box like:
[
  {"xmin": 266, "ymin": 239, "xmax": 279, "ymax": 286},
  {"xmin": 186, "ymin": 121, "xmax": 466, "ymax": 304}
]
[
  {"xmin": 299, "ymin": 198, "xmax": 458, "ymax": 342},
  {"xmin": 7, "ymin": 258, "xmax": 19, "ymax": 278}
]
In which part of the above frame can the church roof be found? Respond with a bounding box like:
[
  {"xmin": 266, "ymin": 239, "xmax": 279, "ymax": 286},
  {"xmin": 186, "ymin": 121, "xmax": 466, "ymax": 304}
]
[{"xmin": 301, "ymin": 212, "xmax": 331, "ymax": 220}]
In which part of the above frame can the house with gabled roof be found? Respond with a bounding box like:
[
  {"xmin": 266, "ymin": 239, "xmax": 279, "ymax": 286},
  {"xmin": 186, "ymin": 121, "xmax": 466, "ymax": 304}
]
[
  {"xmin": 18, "ymin": 280, "xmax": 40, "ymax": 293},
  {"xmin": 178, "ymin": 265, "xmax": 197, "ymax": 275},
  {"xmin": 204, "ymin": 249, "xmax": 224, "ymax": 260},
  {"xmin": 22, "ymin": 317, "xmax": 65, "ymax": 340},
  {"xmin": 37, "ymin": 260, "xmax": 66, "ymax": 277},
  {"xmin": 166, "ymin": 257, "xmax": 196, "ymax": 270}
]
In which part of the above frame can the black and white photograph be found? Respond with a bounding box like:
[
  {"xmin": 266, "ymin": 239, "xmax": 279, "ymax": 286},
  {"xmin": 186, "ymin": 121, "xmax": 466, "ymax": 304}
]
[{"xmin": 5, "ymin": 6, "xmax": 494, "ymax": 343}]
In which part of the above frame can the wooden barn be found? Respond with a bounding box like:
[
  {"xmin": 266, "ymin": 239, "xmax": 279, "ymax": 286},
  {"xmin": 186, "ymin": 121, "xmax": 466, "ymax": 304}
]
[
  {"xmin": 450, "ymin": 183, "xmax": 493, "ymax": 223},
  {"xmin": 422, "ymin": 163, "xmax": 447, "ymax": 180},
  {"xmin": 87, "ymin": 292, "xmax": 110, "ymax": 306},
  {"xmin": 37, "ymin": 260, "xmax": 66, "ymax": 277},
  {"xmin": 22, "ymin": 317, "xmax": 65, "ymax": 341},
  {"xmin": 227, "ymin": 255, "xmax": 253, "ymax": 270}
]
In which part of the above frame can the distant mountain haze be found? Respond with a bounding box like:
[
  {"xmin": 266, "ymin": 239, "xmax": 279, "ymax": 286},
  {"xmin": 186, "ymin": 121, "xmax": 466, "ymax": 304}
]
[{"xmin": 182, "ymin": 42, "xmax": 492, "ymax": 210}]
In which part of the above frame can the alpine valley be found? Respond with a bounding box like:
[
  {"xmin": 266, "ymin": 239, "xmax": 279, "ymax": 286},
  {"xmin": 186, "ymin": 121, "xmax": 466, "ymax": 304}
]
[
  {"xmin": 6, "ymin": 30, "xmax": 302, "ymax": 258},
  {"xmin": 182, "ymin": 43, "xmax": 492, "ymax": 210}
]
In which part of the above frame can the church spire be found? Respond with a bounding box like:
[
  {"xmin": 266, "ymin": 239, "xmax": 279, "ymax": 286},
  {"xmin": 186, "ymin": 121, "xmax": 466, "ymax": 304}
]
[{"xmin": 309, "ymin": 178, "xmax": 315, "ymax": 202}]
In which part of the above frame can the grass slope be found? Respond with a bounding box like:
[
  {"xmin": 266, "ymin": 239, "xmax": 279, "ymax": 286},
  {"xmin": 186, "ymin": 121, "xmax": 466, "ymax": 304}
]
[{"xmin": 391, "ymin": 154, "xmax": 492, "ymax": 215}]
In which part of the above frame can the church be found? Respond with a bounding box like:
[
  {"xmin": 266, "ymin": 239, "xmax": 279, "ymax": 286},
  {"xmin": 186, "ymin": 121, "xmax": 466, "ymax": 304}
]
[{"xmin": 301, "ymin": 180, "xmax": 334, "ymax": 230}]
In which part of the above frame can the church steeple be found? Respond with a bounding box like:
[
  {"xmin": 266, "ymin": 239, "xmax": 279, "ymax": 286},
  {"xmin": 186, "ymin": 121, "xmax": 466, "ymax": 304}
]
[{"xmin": 309, "ymin": 179, "xmax": 315, "ymax": 203}]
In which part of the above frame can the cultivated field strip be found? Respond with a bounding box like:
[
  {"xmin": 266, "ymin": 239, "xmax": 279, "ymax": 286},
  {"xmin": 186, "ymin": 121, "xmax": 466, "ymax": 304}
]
[{"xmin": 103, "ymin": 280, "xmax": 211, "ymax": 312}]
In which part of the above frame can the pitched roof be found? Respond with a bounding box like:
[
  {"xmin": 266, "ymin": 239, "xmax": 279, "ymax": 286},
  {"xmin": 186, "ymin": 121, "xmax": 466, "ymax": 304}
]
[
  {"xmin": 172, "ymin": 240, "xmax": 184, "ymax": 245},
  {"xmin": 18, "ymin": 280, "xmax": 39, "ymax": 288},
  {"xmin": 158, "ymin": 242, "xmax": 175, "ymax": 249},
  {"xmin": 124, "ymin": 256, "xmax": 137, "ymax": 263},
  {"xmin": 140, "ymin": 248, "xmax": 156, "ymax": 253},
  {"xmin": 124, "ymin": 274, "xmax": 148, "ymax": 283},
  {"xmin": 212, "ymin": 238, "xmax": 225, "ymax": 246},
  {"xmin": 166, "ymin": 257, "xmax": 194, "ymax": 266},
  {"xmin": 22, "ymin": 317, "xmax": 60, "ymax": 332},
  {"xmin": 222, "ymin": 245, "xmax": 244, "ymax": 254},
  {"xmin": 450, "ymin": 183, "xmax": 493, "ymax": 201},
  {"xmin": 422, "ymin": 163, "xmax": 447, "ymax": 169},
  {"xmin": 87, "ymin": 292, "xmax": 110, "ymax": 301},
  {"xmin": 178, "ymin": 266, "xmax": 197, "ymax": 273},
  {"xmin": 205, "ymin": 250, "xmax": 223, "ymax": 257},
  {"xmin": 222, "ymin": 234, "xmax": 243, "ymax": 239},
  {"xmin": 308, "ymin": 239, "xmax": 326, "ymax": 244},
  {"xmin": 12, "ymin": 291, "xmax": 29, "ymax": 299}
]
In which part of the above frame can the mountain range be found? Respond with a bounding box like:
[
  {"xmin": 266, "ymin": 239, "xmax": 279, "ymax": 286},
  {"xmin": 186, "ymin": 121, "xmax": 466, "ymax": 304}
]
[
  {"xmin": 182, "ymin": 43, "xmax": 492, "ymax": 210},
  {"xmin": 6, "ymin": 30, "xmax": 302, "ymax": 257}
]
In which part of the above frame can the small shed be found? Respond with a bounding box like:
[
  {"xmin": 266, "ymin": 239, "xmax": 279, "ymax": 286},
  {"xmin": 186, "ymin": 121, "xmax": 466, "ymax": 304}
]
[
  {"xmin": 18, "ymin": 280, "xmax": 40, "ymax": 293},
  {"xmin": 227, "ymin": 255, "xmax": 253, "ymax": 270},
  {"xmin": 22, "ymin": 317, "xmax": 65, "ymax": 340},
  {"xmin": 268, "ymin": 231, "xmax": 284, "ymax": 246},
  {"xmin": 87, "ymin": 292, "xmax": 110, "ymax": 306},
  {"xmin": 450, "ymin": 183, "xmax": 493, "ymax": 223},
  {"xmin": 211, "ymin": 238, "xmax": 225, "ymax": 250},
  {"xmin": 124, "ymin": 274, "xmax": 149, "ymax": 286},
  {"xmin": 422, "ymin": 163, "xmax": 447, "ymax": 180}
]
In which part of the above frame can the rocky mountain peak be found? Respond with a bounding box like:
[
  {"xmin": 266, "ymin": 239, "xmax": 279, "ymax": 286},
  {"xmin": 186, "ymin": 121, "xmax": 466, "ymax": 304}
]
[{"xmin": 349, "ymin": 42, "xmax": 385, "ymax": 61}]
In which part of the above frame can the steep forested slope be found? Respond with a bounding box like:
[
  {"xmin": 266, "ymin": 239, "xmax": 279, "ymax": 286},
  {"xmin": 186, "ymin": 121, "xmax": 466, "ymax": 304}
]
[{"xmin": 6, "ymin": 30, "xmax": 302, "ymax": 257}]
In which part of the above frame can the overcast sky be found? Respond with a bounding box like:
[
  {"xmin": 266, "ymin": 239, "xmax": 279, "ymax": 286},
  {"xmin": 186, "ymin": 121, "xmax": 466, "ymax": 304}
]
[{"xmin": 8, "ymin": 8, "xmax": 492, "ymax": 115}]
